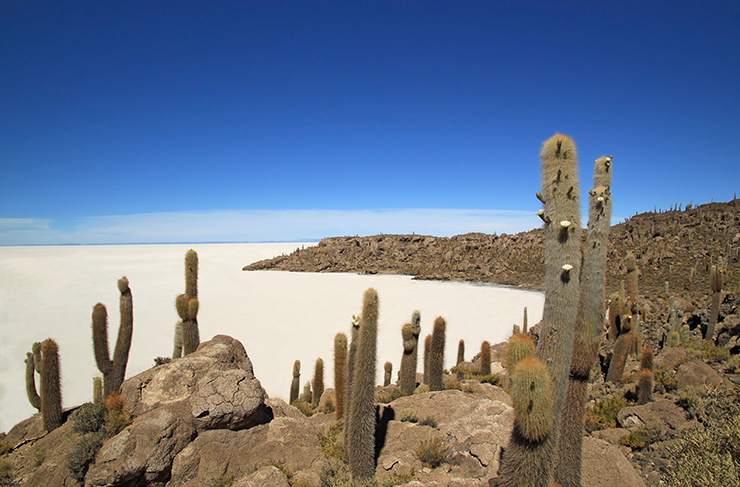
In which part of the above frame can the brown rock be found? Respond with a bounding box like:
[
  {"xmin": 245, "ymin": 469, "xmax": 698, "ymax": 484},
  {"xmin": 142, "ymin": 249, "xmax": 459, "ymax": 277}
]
[
  {"xmin": 233, "ymin": 465, "xmax": 290, "ymax": 487},
  {"xmin": 581, "ymin": 436, "xmax": 646, "ymax": 487},
  {"xmin": 617, "ymin": 399, "xmax": 689, "ymax": 433},
  {"xmin": 675, "ymin": 360, "xmax": 724, "ymax": 391}
]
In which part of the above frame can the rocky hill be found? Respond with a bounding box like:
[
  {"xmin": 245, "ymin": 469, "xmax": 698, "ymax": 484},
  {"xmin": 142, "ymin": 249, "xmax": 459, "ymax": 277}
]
[{"xmin": 243, "ymin": 199, "xmax": 740, "ymax": 297}]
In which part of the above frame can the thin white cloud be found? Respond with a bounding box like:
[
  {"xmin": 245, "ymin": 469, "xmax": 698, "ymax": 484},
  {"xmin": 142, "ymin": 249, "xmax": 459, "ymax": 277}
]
[
  {"xmin": 0, "ymin": 218, "xmax": 52, "ymax": 230},
  {"xmin": 0, "ymin": 209, "xmax": 540, "ymax": 246}
]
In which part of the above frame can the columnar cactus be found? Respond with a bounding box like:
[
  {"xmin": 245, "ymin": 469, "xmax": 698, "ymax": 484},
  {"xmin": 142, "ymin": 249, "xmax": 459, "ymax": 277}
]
[
  {"xmin": 93, "ymin": 377, "xmax": 103, "ymax": 404},
  {"xmin": 423, "ymin": 334, "xmax": 432, "ymax": 385},
  {"xmin": 607, "ymin": 315, "xmax": 633, "ymax": 383},
  {"xmin": 523, "ymin": 307, "xmax": 528, "ymax": 334},
  {"xmin": 40, "ymin": 339, "xmax": 63, "ymax": 432},
  {"xmin": 290, "ymin": 360, "xmax": 301, "ymax": 404},
  {"xmin": 480, "ymin": 341, "xmax": 491, "ymax": 376},
  {"xmin": 626, "ymin": 251, "xmax": 642, "ymax": 343},
  {"xmin": 706, "ymin": 262, "xmax": 727, "ymax": 340},
  {"xmin": 25, "ymin": 351, "xmax": 40, "ymax": 410},
  {"xmin": 556, "ymin": 155, "xmax": 613, "ymax": 487},
  {"xmin": 383, "ymin": 361, "xmax": 393, "ymax": 387},
  {"xmin": 499, "ymin": 134, "xmax": 582, "ymax": 487},
  {"xmin": 334, "ymin": 334, "xmax": 348, "ymax": 420},
  {"xmin": 344, "ymin": 314, "xmax": 361, "ymax": 455},
  {"xmin": 174, "ymin": 249, "xmax": 199, "ymax": 357},
  {"xmin": 456, "ymin": 339, "xmax": 466, "ymax": 380},
  {"xmin": 637, "ymin": 347, "xmax": 655, "ymax": 405},
  {"xmin": 607, "ymin": 292, "xmax": 621, "ymax": 342},
  {"xmin": 428, "ymin": 317, "xmax": 446, "ymax": 391},
  {"xmin": 92, "ymin": 277, "xmax": 134, "ymax": 398},
  {"xmin": 312, "ymin": 358, "xmax": 324, "ymax": 408},
  {"xmin": 399, "ymin": 324, "xmax": 417, "ymax": 394},
  {"xmin": 346, "ymin": 288, "xmax": 379, "ymax": 482}
]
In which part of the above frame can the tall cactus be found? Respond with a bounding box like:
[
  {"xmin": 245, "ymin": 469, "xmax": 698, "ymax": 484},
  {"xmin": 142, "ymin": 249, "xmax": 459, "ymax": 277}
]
[
  {"xmin": 428, "ymin": 317, "xmax": 446, "ymax": 391},
  {"xmin": 456, "ymin": 339, "xmax": 466, "ymax": 380},
  {"xmin": 40, "ymin": 339, "xmax": 63, "ymax": 432},
  {"xmin": 499, "ymin": 134, "xmax": 582, "ymax": 487},
  {"xmin": 346, "ymin": 288, "xmax": 379, "ymax": 482},
  {"xmin": 555, "ymin": 155, "xmax": 613, "ymax": 487},
  {"xmin": 174, "ymin": 249, "xmax": 200, "ymax": 356},
  {"xmin": 706, "ymin": 261, "xmax": 726, "ymax": 340},
  {"xmin": 423, "ymin": 334, "xmax": 432, "ymax": 385},
  {"xmin": 334, "ymin": 334, "xmax": 348, "ymax": 420},
  {"xmin": 606, "ymin": 315, "xmax": 633, "ymax": 383},
  {"xmin": 344, "ymin": 314, "xmax": 361, "ymax": 456},
  {"xmin": 312, "ymin": 358, "xmax": 324, "ymax": 408},
  {"xmin": 92, "ymin": 277, "xmax": 134, "ymax": 398},
  {"xmin": 290, "ymin": 360, "xmax": 301, "ymax": 404},
  {"xmin": 637, "ymin": 347, "xmax": 655, "ymax": 405},
  {"xmin": 399, "ymin": 324, "xmax": 417, "ymax": 394}
]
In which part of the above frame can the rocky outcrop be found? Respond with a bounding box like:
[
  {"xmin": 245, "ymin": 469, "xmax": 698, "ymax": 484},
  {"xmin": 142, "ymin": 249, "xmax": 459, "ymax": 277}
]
[{"xmin": 243, "ymin": 199, "xmax": 740, "ymax": 297}]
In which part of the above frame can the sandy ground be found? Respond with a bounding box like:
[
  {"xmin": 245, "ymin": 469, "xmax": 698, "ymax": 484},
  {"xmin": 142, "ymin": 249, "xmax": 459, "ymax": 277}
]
[{"xmin": 0, "ymin": 243, "xmax": 543, "ymax": 432}]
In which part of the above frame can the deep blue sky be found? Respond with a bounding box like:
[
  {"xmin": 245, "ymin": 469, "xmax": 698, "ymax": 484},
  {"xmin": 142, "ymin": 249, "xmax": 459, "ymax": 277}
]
[{"xmin": 2, "ymin": 1, "xmax": 738, "ymax": 244}]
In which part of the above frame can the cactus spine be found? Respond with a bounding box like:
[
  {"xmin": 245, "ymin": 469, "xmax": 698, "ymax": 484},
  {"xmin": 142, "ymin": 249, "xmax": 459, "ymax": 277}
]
[
  {"xmin": 334, "ymin": 334, "xmax": 348, "ymax": 420},
  {"xmin": 428, "ymin": 317, "xmax": 446, "ymax": 391},
  {"xmin": 290, "ymin": 360, "xmax": 301, "ymax": 404},
  {"xmin": 399, "ymin": 324, "xmax": 417, "ymax": 394},
  {"xmin": 499, "ymin": 134, "xmax": 582, "ymax": 487},
  {"xmin": 92, "ymin": 277, "xmax": 134, "ymax": 398},
  {"xmin": 312, "ymin": 358, "xmax": 324, "ymax": 407},
  {"xmin": 346, "ymin": 288, "xmax": 379, "ymax": 482},
  {"xmin": 706, "ymin": 262, "xmax": 726, "ymax": 340},
  {"xmin": 480, "ymin": 340, "xmax": 491, "ymax": 376},
  {"xmin": 555, "ymin": 155, "xmax": 613, "ymax": 487},
  {"xmin": 40, "ymin": 339, "xmax": 63, "ymax": 432},
  {"xmin": 175, "ymin": 249, "xmax": 200, "ymax": 356}
]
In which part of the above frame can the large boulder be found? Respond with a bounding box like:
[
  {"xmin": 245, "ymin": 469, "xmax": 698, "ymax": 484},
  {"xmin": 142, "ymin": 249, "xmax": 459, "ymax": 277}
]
[
  {"xmin": 120, "ymin": 335, "xmax": 270, "ymax": 431},
  {"xmin": 617, "ymin": 399, "xmax": 690, "ymax": 434},
  {"xmin": 675, "ymin": 360, "xmax": 724, "ymax": 391}
]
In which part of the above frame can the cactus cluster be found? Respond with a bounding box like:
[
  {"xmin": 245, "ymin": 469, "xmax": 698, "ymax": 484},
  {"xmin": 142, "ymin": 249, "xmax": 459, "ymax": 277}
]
[
  {"xmin": 92, "ymin": 277, "xmax": 134, "ymax": 399},
  {"xmin": 25, "ymin": 339, "xmax": 63, "ymax": 432},
  {"xmin": 174, "ymin": 249, "xmax": 200, "ymax": 357}
]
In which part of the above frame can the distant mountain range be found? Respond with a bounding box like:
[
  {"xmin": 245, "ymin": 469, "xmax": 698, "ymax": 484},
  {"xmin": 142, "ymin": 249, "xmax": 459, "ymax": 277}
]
[{"xmin": 244, "ymin": 199, "xmax": 740, "ymax": 297}]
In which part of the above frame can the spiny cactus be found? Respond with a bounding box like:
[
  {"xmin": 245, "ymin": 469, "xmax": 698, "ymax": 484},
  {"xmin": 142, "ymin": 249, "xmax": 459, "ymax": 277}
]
[
  {"xmin": 607, "ymin": 292, "xmax": 621, "ymax": 342},
  {"xmin": 399, "ymin": 324, "xmax": 417, "ymax": 394},
  {"xmin": 344, "ymin": 314, "xmax": 361, "ymax": 456},
  {"xmin": 456, "ymin": 339, "xmax": 466, "ymax": 380},
  {"xmin": 523, "ymin": 307, "xmax": 528, "ymax": 334},
  {"xmin": 706, "ymin": 261, "xmax": 727, "ymax": 340},
  {"xmin": 312, "ymin": 358, "xmax": 324, "ymax": 408},
  {"xmin": 92, "ymin": 277, "xmax": 134, "ymax": 398},
  {"xmin": 640, "ymin": 346, "xmax": 654, "ymax": 372},
  {"xmin": 303, "ymin": 381, "xmax": 312, "ymax": 402},
  {"xmin": 334, "ymin": 334, "xmax": 348, "ymax": 420},
  {"xmin": 480, "ymin": 341, "xmax": 491, "ymax": 376},
  {"xmin": 346, "ymin": 288, "xmax": 379, "ymax": 482},
  {"xmin": 637, "ymin": 347, "xmax": 655, "ymax": 405},
  {"xmin": 40, "ymin": 339, "xmax": 63, "ymax": 432},
  {"xmin": 669, "ymin": 330, "xmax": 681, "ymax": 347},
  {"xmin": 25, "ymin": 351, "xmax": 40, "ymax": 410},
  {"xmin": 174, "ymin": 249, "xmax": 199, "ymax": 357},
  {"xmin": 556, "ymin": 155, "xmax": 612, "ymax": 487},
  {"xmin": 500, "ymin": 134, "xmax": 582, "ymax": 487},
  {"xmin": 428, "ymin": 317, "xmax": 446, "ymax": 391},
  {"xmin": 290, "ymin": 360, "xmax": 301, "ymax": 404},
  {"xmin": 504, "ymin": 333, "xmax": 535, "ymax": 371},
  {"xmin": 606, "ymin": 315, "xmax": 633, "ymax": 383},
  {"xmin": 497, "ymin": 357, "xmax": 555, "ymax": 487}
]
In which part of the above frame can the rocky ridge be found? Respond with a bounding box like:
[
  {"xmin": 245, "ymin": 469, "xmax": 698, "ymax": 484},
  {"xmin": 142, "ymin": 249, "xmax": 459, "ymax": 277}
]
[{"xmin": 243, "ymin": 199, "xmax": 740, "ymax": 297}]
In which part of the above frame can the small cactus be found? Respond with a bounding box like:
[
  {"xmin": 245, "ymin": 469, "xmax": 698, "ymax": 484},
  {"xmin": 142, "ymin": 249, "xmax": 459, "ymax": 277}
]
[
  {"xmin": 637, "ymin": 369, "xmax": 654, "ymax": 405},
  {"xmin": 504, "ymin": 333, "xmax": 535, "ymax": 371},
  {"xmin": 456, "ymin": 339, "xmax": 466, "ymax": 381},
  {"xmin": 480, "ymin": 341, "xmax": 491, "ymax": 376},
  {"xmin": 383, "ymin": 361, "xmax": 393, "ymax": 387},
  {"xmin": 174, "ymin": 250, "xmax": 200, "ymax": 357},
  {"xmin": 290, "ymin": 360, "xmax": 301, "ymax": 404},
  {"xmin": 399, "ymin": 324, "xmax": 417, "ymax": 394}
]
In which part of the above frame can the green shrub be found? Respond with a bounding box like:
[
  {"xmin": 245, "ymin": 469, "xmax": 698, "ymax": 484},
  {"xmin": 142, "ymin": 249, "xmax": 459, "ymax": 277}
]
[
  {"xmin": 418, "ymin": 415, "xmax": 438, "ymax": 428},
  {"xmin": 70, "ymin": 402, "xmax": 106, "ymax": 435},
  {"xmin": 584, "ymin": 395, "xmax": 631, "ymax": 431},
  {"xmin": 66, "ymin": 432, "xmax": 105, "ymax": 483},
  {"xmin": 413, "ymin": 384, "xmax": 429, "ymax": 394},
  {"xmin": 153, "ymin": 356, "xmax": 172, "ymax": 367},
  {"xmin": 383, "ymin": 468, "xmax": 417, "ymax": 486},
  {"xmin": 664, "ymin": 415, "xmax": 740, "ymax": 486},
  {"xmin": 619, "ymin": 432, "xmax": 646, "ymax": 449},
  {"xmin": 319, "ymin": 421, "xmax": 345, "ymax": 462},
  {"xmin": 291, "ymin": 399, "xmax": 315, "ymax": 417},
  {"xmin": 376, "ymin": 388, "xmax": 407, "ymax": 404},
  {"xmin": 444, "ymin": 380, "xmax": 463, "ymax": 391},
  {"xmin": 636, "ymin": 420, "xmax": 666, "ymax": 445},
  {"xmin": 654, "ymin": 368, "xmax": 679, "ymax": 393},
  {"xmin": 319, "ymin": 457, "xmax": 352, "ymax": 487},
  {"xmin": 415, "ymin": 437, "xmax": 448, "ymax": 468},
  {"xmin": 398, "ymin": 409, "xmax": 418, "ymax": 423},
  {"xmin": 677, "ymin": 386, "xmax": 706, "ymax": 420},
  {"xmin": 689, "ymin": 340, "xmax": 731, "ymax": 363},
  {"xmin": 465, "ymin": 372, "xmax": 501, "ymax": 385}
]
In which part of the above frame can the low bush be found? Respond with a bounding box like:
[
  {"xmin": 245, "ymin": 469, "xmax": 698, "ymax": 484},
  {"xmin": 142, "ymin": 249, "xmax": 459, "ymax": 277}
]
[
  {"xmin": 398, "ymin": 409, "xmax": 418, "ymax": 423},
  {"xmin": 291, "ymin": 399, "xmax": 315, "ymax": 417},
  {"xmin": 319, "ymin": 421, "xmax": 345, "ymax": 462},
  {"xmin": 0, "ymin": 458, "xmax": 17, "ymax": 487},
  {"xmin": 619, "ymin": 432, "xmax": 646, "ymax": 449},
  {"xmin": 584, "ymin": 395, "xmax": 631, "ymax": 432},
  {"xmin": 70, "ymin": 402, "xmax": 106, "ymax": 435},
  {"xmin": 725, "ymin": 354, "xmax": 740, "ymax": 374},
  {"xmin": 418, "ymin": 415, "xmax": 438, "ymax": 428},
  {"xmin": 376, "ymin": 388, "xmax": 407, "ymax": 404},
  {"xmin": 67, "ymin": 432, "xmax": 105, "ymax": 483},
  {"xmin": 416, "ymin": 437, "xmax": 448, "ymax": 469}
]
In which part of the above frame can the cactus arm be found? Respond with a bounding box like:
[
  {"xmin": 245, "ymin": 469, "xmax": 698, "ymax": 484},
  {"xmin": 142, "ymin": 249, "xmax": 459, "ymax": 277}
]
[{"xmin": 25, "ymin": 352, "xmax": 41, "ymax": 410}]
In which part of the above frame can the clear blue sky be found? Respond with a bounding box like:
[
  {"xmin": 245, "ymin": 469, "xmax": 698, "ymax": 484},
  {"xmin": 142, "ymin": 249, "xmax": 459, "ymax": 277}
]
[{"xmin": 2, "ymin": 1, "xmax": 738, "ymax": 245}]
